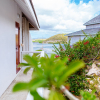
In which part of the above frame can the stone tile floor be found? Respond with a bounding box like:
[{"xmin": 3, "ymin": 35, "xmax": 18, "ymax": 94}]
[{"xmin": 0, "ymin": 70, "xmax": 32, "ymax": 100}]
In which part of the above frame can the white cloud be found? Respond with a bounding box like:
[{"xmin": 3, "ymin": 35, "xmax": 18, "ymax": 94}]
[
  {"xmin": 32, "ymin": 0, "xmax": 100, "ymax": 38},
  {"xmin": 33, "ymin": 0, "xmax": 68, "ymax": 11},
  {"xmin": 54, "ymin": 25, "xmax": 66, "ymax": 30}
]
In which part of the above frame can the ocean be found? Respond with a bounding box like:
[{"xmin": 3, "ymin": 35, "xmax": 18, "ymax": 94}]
[{"xmin": 33, "ymin": 42, "xmax": 60, "ymax": 56}]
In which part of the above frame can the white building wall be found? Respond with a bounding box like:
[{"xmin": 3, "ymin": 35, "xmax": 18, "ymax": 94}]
[
  {"xmin": 68, "ymin": 35, "xmax": 88, "ymax": 45},
  {"xmin": 22, "ymin": 17, "xmax": 29, "ymax": 51},
  {"xmin": 68, "ymin": 36, "xmax": 81, "ymax": 45},
  {"xmin": 86, "ymin": 24, "xmax": 100, "ymax": 29},
  {"xmin": 22, "ymin": 17, "xmax": 33, "ymax": 52},
  {"xmin": 0, "ymin": 0, "xmax": 22, "ymax": 97},
  {"xmin": 29, "ymin": 32, "xmax": 33, "ymax": 51},
  {"xmin": 81, "ymin": 35, "xmax": 86, "ymax": 40}
]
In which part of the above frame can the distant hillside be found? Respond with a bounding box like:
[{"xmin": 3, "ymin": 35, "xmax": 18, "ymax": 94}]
[
  {"xmin": 32, "ymin": 39, "xmax": 46, "ymax": 43},
  {"xmin": 44, "ymin": 34, "xmax": 67, "ymax": 43}
]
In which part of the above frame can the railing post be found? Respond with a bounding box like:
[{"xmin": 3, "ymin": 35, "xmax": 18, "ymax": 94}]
[
  {"xmin": 21, "ymin": 52, "xmax": 22, "ymax": 63},
  {"xmin": 40, "ymin": 51, "xmax": 44, "ymax": 57}
]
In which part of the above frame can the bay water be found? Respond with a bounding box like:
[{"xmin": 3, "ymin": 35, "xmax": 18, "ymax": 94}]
[{"xmin": 33, "ymin": 42, "xmax": 59, "ymax": 56}]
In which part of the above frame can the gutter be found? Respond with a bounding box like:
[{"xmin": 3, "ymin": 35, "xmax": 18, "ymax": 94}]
[{"xmin": 30, "ymin": 0, "xmax": 40, "ymax": 28}]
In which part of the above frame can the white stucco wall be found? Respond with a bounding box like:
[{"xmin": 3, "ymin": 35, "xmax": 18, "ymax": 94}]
[
  {"xmin": 80, "ymin": 35, "xmax": 86, "ymax": 40},
  {"xmin": 0, "ymin": 0, "xmax": 22, "ymax": 97},
  {"xmin": 22, "ymin": 17, "xmax": 29, "ymax": 51},
  {"xmin": 22, "ymin": 17, "xmax": 33, "ymax": 52},
  {"xmin": 68, "ymin": 36, "xmax": 81, "ymax": 45},
  {"xmin": 68, "ymin": 35, "xmax": 86, "ymax": 45},
  {"xmin": 86, "ymin": 23, "xmax": 100, "ymax": 29},
  {"xmin": 29, "ymin": 32, "xmax": 33, "ymax": 51}
]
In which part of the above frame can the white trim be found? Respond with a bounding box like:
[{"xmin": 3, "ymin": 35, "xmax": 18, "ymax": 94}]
[{"xmin": 15, "ymin": 0, "xmax": 39, "ymax": 30}]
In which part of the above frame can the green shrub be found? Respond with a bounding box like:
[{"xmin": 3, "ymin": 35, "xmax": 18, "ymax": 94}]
[
  {"xmin": 53, "ymin": 32, "xmax": 100, "ymax": 96},
  {"xmin": 53, "ymin": 32, "xmax": 100, "ymax": 63},
  {"xmin": 67, "ymin": 69, "xmax": 89, "ymax": 96}
]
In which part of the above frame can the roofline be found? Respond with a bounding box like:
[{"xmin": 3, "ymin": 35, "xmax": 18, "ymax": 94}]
[
  {"xmin": 65, "ymin": 28, "xmax": 100, "ymax": 36},
  {"xmin": 83, "ymin": 15, "xmax": 100, "ymax": 26},
  {"xmin": 84, "ymin": 22, "xmax": 100, "ymax": 26},
  {"xmin": 30, "ymin": 0, "xmax": 40, "ymax": 28},
  {"xmin": 66, "ymin": 34, "xmax": 95, "ymax": 37}
]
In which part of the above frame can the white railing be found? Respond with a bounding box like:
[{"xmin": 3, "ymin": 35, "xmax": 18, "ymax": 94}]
[{"xmin": 21, "ymin": 51, "xmax": 45, "ymax": 63}]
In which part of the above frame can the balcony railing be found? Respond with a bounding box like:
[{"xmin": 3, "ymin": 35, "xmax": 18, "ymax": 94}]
[{"xmin": 21, "ymin": 51, "xmax": 45, "ymax": 63}]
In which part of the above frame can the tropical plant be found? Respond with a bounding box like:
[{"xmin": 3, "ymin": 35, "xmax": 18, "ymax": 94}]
[
  {"xmin": 80, "ymin": 90, "xmax": 98, "ymax": 100},
  {"xmin": 53, "ymin": 32, "xmax": 100, "ymax": 63},
  {"xmin": 13, "ymin": 54, "xmax": 84, "ymax": 100},
  {"xmin": 53, "ymin": 32, "xmax": 100, "ymax": 96}
]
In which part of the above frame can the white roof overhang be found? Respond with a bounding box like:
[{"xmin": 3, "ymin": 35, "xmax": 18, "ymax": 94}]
[{"xmin": 15, "ymin": 0, "xmax": 40, "ymax": 30}]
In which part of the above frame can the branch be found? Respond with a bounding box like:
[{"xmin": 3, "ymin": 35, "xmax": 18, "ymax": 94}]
[
  {"xmin": 60, "ymin": 85, "xmax": 79, "ymax": 100},
  {"xmin": 93, "ymin": 50, "xmax": 100, "ymax": 61}
]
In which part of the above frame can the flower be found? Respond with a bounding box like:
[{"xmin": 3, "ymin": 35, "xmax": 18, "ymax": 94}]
[
  {"xmin": 83, "ymin": 41, "xmax": 89, "ymax": 45},
  {"xmin": 87, "ymin": 80, "xmax": 90, "ymax": 84},
  {"xmin": 55, "ymin": 55, "xmax": 59, "ymax": 58},
  {"xmin": 83, "ymin": 56, "xmax": 86, "ymax": 58},
  {"xmin": 61, "ymin": 49, "xmax": 65, "ymax": 51},
  {"xmin": 68, "ymin": 58, "xmax": 71, "ymax": 61},
  {"xmin": 92, "ymin": 46, "xmax": 95, "ymax": 48}
]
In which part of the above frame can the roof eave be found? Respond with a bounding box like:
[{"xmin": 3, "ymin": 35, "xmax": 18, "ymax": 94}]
[
  {"xmin": 84, "ymin": 22, "xmax": 100, "ymax": 26},
  {"xmin": 30, "ymin": 0, "xmax": 40, "ymax": 28},
  {"xmin": 15, "ymin": 0, "xmax": 40, "ymax": 30}
]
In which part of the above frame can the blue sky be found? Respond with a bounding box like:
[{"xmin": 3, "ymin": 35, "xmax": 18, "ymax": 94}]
[
  {"xmin": 31, "ymin": 0, "xmax": 100, "ymax": 39},
  {"xmin": 70, "ymin": 0, "xmax": 93, "ymax": 4}
]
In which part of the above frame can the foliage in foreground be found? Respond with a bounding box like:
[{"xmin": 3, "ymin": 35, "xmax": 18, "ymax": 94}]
[
  {"xmin": 53, "ymin": 32, "xmax": 100, "ymax": 95},
  {"xmin": 13, "ymin": 54, "xmax": 84, "ymax": 100},
  {"xmin": 80, "ymin": 90, "xmax": 98, "ymax": 100}
]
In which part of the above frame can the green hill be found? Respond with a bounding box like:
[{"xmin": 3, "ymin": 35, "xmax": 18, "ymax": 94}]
[{"xmin": 44, "ymin": 34, "xmax": 68, "ymax": 43}]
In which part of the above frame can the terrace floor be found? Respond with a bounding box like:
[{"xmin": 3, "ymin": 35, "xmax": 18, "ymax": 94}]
[{"xmin": 0, "ymin": 69, "xmax": 33, "ymax": 100}]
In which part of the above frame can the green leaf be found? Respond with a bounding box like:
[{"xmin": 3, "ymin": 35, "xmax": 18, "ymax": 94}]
[
  {"xmin": 32, "ymin": 50, "xmax": 42, "ymax": 57},
  {"xmin": 30, "ymin": 90, "xmax": 45, "ymax": 100},
  {"xmin": 23, "ymin": 55, "xmax": 43, "ymax": 74},
  {"xmin": 29, "ymin": 78, "xmax": 48, "ymax": 91},
  {"xmin": 18, "ymin": 63, "xmax": 30, "ymax": 67},
  {"xmin": 48, "ymin": 90, "xmax": 65, "ymax": 100},
  {"xmin": 13, "ymin": 82, "xmax": 28, "ymax": 92},
  {"xmin": 66, "ymin": 60, "xmax": 85, "ymax": 76},
  {"xmin": 33, "ymin": 53, "xmax": 40, "ymax": 57},
  {"xmin": 23, "ymin": 67, "xmax": 31, "ymax": 74},
  {"xmin": 23, "ymin": 55, "xmax": 38, "ymax": 67},
  {"xmin": 59, "ymin": 60, "xmax": 85, "ymax": 84},
  {"xmin": 50, "ymin": 54, "xmax": 55, "ymax": 60},
  {"xmin": 54, "ymin": 65, "xmax": 66, "ymax": 75},
  {"xmin": 31, "ymin": 91, "xmax": 45, "ymax": 100}
]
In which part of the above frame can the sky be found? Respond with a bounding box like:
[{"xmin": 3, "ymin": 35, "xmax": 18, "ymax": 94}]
[{"xmin": 30, "ymin": 0, "xmax": 100, "ymax": 39}]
